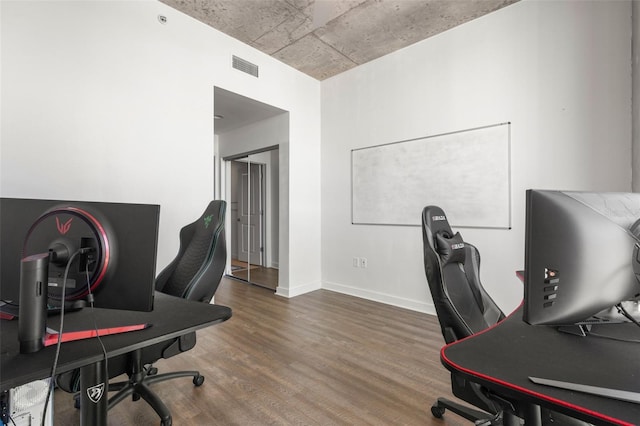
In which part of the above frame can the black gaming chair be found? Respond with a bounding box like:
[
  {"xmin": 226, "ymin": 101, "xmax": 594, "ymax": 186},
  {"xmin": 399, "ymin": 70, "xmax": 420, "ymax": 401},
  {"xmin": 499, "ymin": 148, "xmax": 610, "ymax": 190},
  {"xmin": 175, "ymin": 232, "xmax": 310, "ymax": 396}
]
[
  {"xmin": 422, "ymin": 205, "xmax": 507, "ymax": 424},
  {"xmin": 422, "ymin": 206, "xmax": 591, "ymax": 426},
  {"xmin": 153, "ymin": 200, "xmax": 227, "ymax": 303},
  {"xmin": 60, "ymin": 200, "xmax": 228, "ymax": 426},
  {"xmin": 108, "ymin": 200, "xmax": 228, "ymax": 425}
]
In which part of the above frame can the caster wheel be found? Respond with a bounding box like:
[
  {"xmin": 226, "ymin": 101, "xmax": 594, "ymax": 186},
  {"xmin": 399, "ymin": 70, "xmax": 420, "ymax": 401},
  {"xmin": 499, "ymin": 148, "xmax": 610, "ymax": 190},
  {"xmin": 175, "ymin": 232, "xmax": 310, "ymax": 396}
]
[
  {"xmin": 148, "ymin": 367, "xmax": 158, "ymax": 375},
  {"xmin": 74, "ymin": 396, "xmax": 81, "ymax": 410},
  {"xmin": 160, "ymin": 418, "xmax": 172, "ymax": 426},
  {"xmin": 193, "ymin": 375, "xmax": 205, "ymax": 386},
  {"xmin": 431, "ymin": 405, "xmax": 445, "ymax": 418}
]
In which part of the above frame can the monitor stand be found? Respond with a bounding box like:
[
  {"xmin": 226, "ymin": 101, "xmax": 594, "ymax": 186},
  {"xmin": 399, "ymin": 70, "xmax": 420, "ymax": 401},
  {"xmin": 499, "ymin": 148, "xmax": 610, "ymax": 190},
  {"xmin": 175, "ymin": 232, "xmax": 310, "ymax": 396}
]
[
  {"xmin": 558, "ymin": 303, "xmax": 640, "ymax": 338},
  {"xmin": 47, "ymin": 299, "xmax": 87, "ymax": 316},
  {"xmin": 557, "ymin": 324, "xmax": 593, "ymax": 336},
  {"xmin": 529, "ymin": 377, "xmax": 640, "ymax": 405}
]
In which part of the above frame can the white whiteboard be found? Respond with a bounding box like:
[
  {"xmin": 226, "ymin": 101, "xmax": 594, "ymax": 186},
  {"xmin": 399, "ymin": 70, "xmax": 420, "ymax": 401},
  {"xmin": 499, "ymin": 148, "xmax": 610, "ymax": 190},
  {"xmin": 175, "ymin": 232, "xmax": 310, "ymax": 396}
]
[{"xmin": 351, "ymin": 123, "xmax": 511, "ymax": 228}]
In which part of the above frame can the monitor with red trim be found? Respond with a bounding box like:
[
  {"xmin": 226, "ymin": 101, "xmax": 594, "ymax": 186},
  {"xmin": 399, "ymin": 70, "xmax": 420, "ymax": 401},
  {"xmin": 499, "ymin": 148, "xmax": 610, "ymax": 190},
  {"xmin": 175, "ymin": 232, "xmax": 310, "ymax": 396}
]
[{"xmin": 1, "ymin": 198, "xmax": 159, "ymax": 312}]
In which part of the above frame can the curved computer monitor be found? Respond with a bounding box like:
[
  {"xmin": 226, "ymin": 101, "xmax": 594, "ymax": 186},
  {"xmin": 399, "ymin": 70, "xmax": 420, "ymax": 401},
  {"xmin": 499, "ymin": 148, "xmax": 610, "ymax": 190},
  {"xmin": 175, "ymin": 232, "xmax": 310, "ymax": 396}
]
[
  {"xmin": 1, "ymin": 198, "xmax": 159, "ymax": 312},
  {"xmin": 524, "ymin": 190, "xmax": 640, "ymax": 326}
]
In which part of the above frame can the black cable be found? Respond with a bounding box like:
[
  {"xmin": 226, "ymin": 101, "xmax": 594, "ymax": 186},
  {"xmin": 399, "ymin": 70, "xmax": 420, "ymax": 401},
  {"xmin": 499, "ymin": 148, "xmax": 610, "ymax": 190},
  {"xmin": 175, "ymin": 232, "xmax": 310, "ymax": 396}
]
[
  {"xmin": 587, "ymin": 331, "xmax": 640, "ymax": 344},
  {"xmin": 84, "ymin": 261, "xmax": 109, "ymax": 392},
  {"xmin": 615, "ymin": 303, "xmax": 640, "ymax": 328},
  {"xmin": 586, "ymin": 303, "xmax": 640, "ymax": 344},
  {"xmin": 40, "ymin": 249, "xmax": 81, "ymax": 426}
]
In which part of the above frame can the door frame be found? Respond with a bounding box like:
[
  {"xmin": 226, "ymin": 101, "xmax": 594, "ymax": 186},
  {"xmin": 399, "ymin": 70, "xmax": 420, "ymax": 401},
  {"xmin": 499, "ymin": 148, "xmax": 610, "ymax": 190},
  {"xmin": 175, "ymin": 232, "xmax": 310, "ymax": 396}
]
[{"xmin": 223, "ymin": 145, "xmax": 278, "ymax": 280}]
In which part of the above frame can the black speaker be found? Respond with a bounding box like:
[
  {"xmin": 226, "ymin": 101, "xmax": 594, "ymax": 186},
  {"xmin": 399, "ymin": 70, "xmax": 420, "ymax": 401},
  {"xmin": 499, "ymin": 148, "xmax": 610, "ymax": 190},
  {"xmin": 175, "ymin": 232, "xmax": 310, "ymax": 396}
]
[{"xmin": 18, "ymin": 253, "xmax": 49, "ymax": 354}]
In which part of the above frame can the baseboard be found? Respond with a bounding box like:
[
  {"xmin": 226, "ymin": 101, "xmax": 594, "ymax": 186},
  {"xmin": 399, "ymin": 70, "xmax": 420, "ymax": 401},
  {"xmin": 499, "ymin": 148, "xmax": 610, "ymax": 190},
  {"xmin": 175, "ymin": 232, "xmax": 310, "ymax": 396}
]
[
  {"xmin": 275, "ymin": 280, "xmax": 321, "ymax": 298},
  {"xmin": 321, "ymin": 281, "xmax": 436, "ymax": 315}
]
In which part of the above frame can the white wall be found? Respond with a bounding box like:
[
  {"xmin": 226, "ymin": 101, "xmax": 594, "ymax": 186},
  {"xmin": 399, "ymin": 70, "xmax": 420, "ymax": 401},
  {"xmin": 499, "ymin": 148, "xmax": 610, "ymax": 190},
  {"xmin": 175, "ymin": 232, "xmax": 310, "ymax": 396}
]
[
  {"xmin": 633, "ymin": 0, "xmax": 640, "ymax": 191},
  {"xmin": 218, "ymin": 114, "xmax": 288, "ymax": 158},
  {"xmin": 0, "ymin": 0, "xmax": 321, "ymax": 295},
  {"xmin": 321, "ymin": 0, "xmax": 633, "ymax": 314}
]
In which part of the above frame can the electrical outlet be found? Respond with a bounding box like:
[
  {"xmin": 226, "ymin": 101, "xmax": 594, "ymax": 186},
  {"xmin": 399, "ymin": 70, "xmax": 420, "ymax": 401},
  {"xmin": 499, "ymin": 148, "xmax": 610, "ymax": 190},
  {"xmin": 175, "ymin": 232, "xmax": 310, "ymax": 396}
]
[
  {"xmin": 353, "ymin": 257, "xmax": 361, "ymax": 268},
  {"xmin": 361, "ymin": 258, "xmax": 368, "ymax": 268}
]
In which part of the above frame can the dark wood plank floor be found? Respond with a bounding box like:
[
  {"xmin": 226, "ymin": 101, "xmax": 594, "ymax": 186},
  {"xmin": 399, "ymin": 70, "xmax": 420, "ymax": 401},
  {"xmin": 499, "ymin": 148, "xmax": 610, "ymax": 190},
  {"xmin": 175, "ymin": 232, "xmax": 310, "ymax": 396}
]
[{"xmin": 54, "ymin": 278, "xmax": 465, "ymax": 425}]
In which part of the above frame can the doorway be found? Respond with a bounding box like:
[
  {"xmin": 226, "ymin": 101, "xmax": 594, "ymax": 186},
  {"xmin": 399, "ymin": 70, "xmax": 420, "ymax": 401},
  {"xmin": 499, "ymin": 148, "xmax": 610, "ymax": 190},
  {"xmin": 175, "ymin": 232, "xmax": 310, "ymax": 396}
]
[
  {"xmin": 214, "ymin": 87, "xmax": 286, "ymax": 292},
  {"xmin": 227, "ymin": 149, "xmax": 279, "ymax": 290}
]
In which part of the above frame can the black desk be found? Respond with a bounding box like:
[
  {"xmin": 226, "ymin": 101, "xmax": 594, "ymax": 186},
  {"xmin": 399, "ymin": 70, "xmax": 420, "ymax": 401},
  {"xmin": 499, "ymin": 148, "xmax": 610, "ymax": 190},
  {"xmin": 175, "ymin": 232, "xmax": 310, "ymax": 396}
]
[
  {"xmin": 441, "ymin": 306, "xmax": 640, "ymax": 426},
  {"xmin": 0, "ymin": 292, "xmax": 231, "ymax": 424}
]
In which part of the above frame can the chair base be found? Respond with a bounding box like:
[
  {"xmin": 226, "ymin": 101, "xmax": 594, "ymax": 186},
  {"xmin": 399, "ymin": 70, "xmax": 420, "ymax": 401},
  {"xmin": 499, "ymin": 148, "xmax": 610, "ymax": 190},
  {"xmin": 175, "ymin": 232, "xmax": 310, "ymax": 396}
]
[
  {"xmin": 431, "ymin": 397, "xmax": 502, "ymax": 425},
  {"xmin": 111, "ymin": 368, "xmax": 205, "ymax": 426},
  {"xmin": 432, "ymin": 397, "xmax": 592, "ymax": 426},
  {"xmin": 74, "ymin": 367, "xmax": 205, "ymax": 426}
]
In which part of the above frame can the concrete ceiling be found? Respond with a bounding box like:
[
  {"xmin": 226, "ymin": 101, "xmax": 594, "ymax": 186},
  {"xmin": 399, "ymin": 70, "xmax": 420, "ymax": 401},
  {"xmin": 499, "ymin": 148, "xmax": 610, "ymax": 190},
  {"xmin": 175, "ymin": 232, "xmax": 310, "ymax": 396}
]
[{"xmin": 160, "ymin": 0, "xmax": 519, "ymax": 81}]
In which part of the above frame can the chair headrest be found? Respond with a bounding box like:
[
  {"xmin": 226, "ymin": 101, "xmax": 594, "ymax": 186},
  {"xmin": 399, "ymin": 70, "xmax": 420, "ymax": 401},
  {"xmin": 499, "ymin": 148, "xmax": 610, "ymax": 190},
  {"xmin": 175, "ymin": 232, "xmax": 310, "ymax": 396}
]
[
  {"xmin": 423, "ymin": 205, "xmax": 454, "ymax": 237},
  {"xmin": 435, "ymin": 231, "xmax": 466, "ymax": 265},
  {"xmin": 193, "ymin": 200, "xmax": 225, "ymax": 236}
]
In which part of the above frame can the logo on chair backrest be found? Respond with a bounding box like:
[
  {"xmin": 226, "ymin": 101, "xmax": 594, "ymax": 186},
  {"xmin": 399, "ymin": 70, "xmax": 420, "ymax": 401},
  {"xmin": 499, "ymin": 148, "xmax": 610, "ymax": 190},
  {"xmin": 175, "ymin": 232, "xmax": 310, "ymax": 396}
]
[
  {"xmin": 86, "ymin": 383, "xmax": 105, "ymax": 403},
  {"xmin": 203, "ymin": 214, "xmax": 214, "ymax": 228},
  {"xmin": 432, "ymin": 215, "xmax": 446, "ymax": 221},
  {"xmin": 56, "ymin": 217, "xmax": 73, "ymax": 235}
]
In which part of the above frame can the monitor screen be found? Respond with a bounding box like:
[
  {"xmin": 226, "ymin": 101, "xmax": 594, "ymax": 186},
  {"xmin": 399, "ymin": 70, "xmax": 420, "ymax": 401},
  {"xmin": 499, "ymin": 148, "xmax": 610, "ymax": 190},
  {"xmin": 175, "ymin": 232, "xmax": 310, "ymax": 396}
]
[
  {"xmin": 523, "ymin": 190, "xmax": 640, "ymax": 326},
  {"xmin": 0, "ymin": 198, "xmax": 159, "ymax": 312}
]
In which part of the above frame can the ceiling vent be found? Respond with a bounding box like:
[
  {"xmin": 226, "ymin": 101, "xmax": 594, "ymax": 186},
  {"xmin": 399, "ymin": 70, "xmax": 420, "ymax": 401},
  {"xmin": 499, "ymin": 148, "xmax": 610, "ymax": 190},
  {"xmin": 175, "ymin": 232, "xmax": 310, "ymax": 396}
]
[{"xmin": 232, "ymin": 55, "xmax": 259, "ymax": 78}]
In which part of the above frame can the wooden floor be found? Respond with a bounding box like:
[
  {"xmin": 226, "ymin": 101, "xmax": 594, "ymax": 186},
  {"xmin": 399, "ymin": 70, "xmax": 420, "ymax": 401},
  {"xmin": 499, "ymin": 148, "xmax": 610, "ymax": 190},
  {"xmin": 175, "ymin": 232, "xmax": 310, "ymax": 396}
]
[
  {"xmin": 54, "ymin": 278, "xmax": 466, "ymax": 425},
  {"xmin": 230, "ymin": 265, "xmax": 279, "ymax": 291}
]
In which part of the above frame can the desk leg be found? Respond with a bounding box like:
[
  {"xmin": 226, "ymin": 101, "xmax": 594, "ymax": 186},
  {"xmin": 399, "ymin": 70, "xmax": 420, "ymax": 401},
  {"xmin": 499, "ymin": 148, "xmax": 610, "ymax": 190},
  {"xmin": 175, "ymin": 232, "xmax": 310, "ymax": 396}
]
[
  {"xmin": 503, "ymin": 410, "xmax": 521, "ymax": 426},
  {"xmin": 80, "ymin": 360, "xmax": 108, "ymax": 426},
  {"xmin": 521, "ymin": 404, "xmax": 542, "ymax": 426}
]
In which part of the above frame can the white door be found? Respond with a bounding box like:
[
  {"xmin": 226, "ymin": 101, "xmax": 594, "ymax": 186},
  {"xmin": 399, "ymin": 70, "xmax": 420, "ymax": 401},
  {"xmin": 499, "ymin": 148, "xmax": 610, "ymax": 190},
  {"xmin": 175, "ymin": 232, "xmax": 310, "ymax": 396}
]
[{"xmin": 237, "ymin": 161, "xmax": 263, "ymax": 265}]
